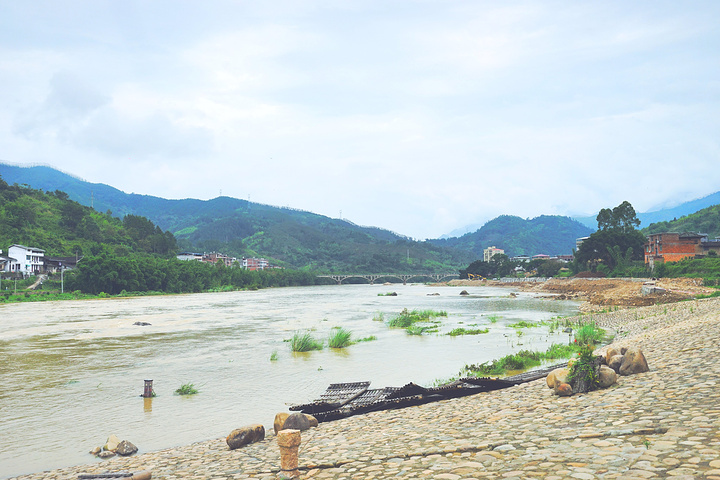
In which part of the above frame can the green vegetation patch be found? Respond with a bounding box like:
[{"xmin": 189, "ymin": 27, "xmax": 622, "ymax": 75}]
[
  {"xmin": 289, "ymin": 331, "xmax": 323, "ymax": 352},
  {"xmin": 461, "ymin": 342, "xmax": 581, "ymax": 378},
  {"xmin": 447, "ymin": 327, "xmax": 489, "ymax": 336},
  {"xmin": 509, "ymin": 321, "xmax": 536, "ymax": 328},
  {"xmin": 387, "ymin": 308, "xmax": 447, "ymax": 328},
  {"xmin": 175, "ymin": 383, "xmax": 199, "ymax": 395}
]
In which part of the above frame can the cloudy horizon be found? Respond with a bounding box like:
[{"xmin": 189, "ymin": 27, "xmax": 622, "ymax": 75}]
[{"xmin": 1, "ymin": 1, "xmax": 718, "ymax": 239}]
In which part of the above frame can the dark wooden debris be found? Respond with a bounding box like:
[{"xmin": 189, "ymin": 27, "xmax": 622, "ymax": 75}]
[{"xmin": 290, "ymin": 362, "xmax": 569, "ymax": 423}]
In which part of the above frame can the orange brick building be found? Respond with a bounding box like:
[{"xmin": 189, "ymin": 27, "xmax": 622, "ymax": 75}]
[{"xmin": 645, "ymin": 232, "xmax": 720, "ymax": 269}]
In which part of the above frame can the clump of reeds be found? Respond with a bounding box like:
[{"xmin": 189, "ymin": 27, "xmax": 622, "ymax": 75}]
[
  {"xmin": 290, "ymin": 331, "xmax": 323, "ymax": 352},
  {"xmin": 328, "ymin": 328, "xmax": 353, "ymax": 348}
]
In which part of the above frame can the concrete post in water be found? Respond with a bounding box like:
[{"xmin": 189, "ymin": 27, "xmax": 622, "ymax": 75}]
[
  {"xmin": 277, "ymin": 429, "xmax": 301, "ymax": 479},
  {"xmin": 142, "ymin": 380, "xmax": 154, "ymax": 398}
]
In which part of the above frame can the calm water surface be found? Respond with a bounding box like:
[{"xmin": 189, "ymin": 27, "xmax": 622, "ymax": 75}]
[{"xmin": 0, "ymin": 284, "xmax": 579, "ymax": 478}]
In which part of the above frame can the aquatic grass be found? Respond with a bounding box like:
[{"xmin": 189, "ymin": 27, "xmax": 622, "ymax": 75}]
[
  {"xmin": 174, "ymin": 383, "xmax": 199, "ymax": 395},
  {"xmin": 461, "ymin": 342, "xmax": 582, "ymax": 378},
  {"xmin": 289, "ymin": 331, "xmax": 324, "ymax": 352},
  {"xmin": 355, "ymin": 335, "xmax": 377, "ymax": 343},
  {"xmin": 487, "ymin": 314, "xmax": 501, "ymax": 323},
  {"xmin": 372, "ymin": 312, "xmax": 385, "ymax": 322},
  {"xmin": 447, "ymin": 327, "xmax": 490, "ymax": 336},
  {"xmin": 270, "ymin": 350, "xmax": 278, "ymax": 361},
  {"xmin": 387, "ymin": 308, "xmax": 447, "ymax": 328},
  {"xmin": 328, "ymin": 328, "xmax": 353, "ymax": 348},
  {"xmin": 509, "ymin": 321, "xmax": 536, "ymax": 328}
]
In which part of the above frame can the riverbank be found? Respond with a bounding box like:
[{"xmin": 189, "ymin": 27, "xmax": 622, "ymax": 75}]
[
  {"xmin": 12, "ymin": 296, "xmax": 720, "ymax": 480},
  {"xmin": 449, "ymin": 277, "xmax": 716, "ymax": 310}
]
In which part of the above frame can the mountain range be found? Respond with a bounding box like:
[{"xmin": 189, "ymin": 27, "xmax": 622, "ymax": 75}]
[{"xmin": 2, "ymin": 162, "xmax": 718, "ymax": 269}]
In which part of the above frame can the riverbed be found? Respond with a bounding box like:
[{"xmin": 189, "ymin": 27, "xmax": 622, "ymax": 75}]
[{"xmin": 0, "ymin": 284, "xmax": 579, "ymax": 478}]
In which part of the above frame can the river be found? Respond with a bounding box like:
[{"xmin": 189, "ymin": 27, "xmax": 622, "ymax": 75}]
[{"xmin": 0, "ymin": 283, "xmax": 579, "ymax": 478}]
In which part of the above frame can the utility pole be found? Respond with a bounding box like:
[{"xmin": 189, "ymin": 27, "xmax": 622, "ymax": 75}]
[{"xmin": 61, "ymin": 265, "xmax": 64, "ymax": 294}]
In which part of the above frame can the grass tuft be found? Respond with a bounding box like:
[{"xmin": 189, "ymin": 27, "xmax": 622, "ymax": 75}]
[
  {"xmin": 289, "ymin": 331, "xmax": 324, "ymax": 352},
  {"xmin": 328, "ymin": 328, "xmax": 353, "ymax": 348},
  {"xmin": 447, "ymin": 327, "xmax": 490, "ymax": 336}
]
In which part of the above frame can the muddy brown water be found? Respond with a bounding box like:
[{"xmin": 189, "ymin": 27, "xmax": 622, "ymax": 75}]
[{"xmin": 0, "ymin": 284, "xmax": 579, "ymax": 478}]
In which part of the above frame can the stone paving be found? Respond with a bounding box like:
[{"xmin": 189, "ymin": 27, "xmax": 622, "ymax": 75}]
[{"xmin": 11, "ymin": 297, "xmax": 720, "ymax": 480}]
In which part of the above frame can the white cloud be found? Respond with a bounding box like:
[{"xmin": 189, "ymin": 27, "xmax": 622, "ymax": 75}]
[{"xmin": 0, "ymin": 0, "xmax": 718, "ymax": 239}]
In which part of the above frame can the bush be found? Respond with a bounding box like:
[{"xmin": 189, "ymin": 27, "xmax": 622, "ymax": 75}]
[
  {"xmin": 574, "ymin": 320, "xmax": 605, "ymax": 346},
  {"xmin": 175, "ymin": 383, "xmax": 199, "ymax": 395}
]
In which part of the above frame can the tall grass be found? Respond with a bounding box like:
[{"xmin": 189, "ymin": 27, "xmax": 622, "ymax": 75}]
[
  {"xmin": 447, "ymin": 327, "xmax": 489, "ymax": 336},
  {"xmin": 328, "ymin": 328, "xmax": 352, "ymax": 348},
  {"xmin": 290, "ymin": 331, "xmax": 323, "ymax": 352},
  {"xmin": 574, "ymin": 320, "xmax": 606, "ymax": 346},
  {"xmin": 175, "ymin": 383, "xmax": 199, "ymax": 395}
]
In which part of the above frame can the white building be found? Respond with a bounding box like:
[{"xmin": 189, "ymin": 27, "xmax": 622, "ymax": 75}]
[
  {"xmin": 5, "ymin": 245, "xmax": 45, "ymax": 275},
  {"xmin": 483, "ymin": 246, "xmax": 505, "ymax": 262}
]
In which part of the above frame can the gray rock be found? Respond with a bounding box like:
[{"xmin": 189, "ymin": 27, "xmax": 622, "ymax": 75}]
[
  {"xmin": 97, "ymin": 450, "xmax": 116, "ymax": 458},
  {"xmin": 283, "ymin": 412, "xmax": 311, "ymax": 431},
  {"xmin": 226, "ymin": 424, "xmax": 265, "ymax": 450},
  {"xmin": 116, "ymin": 440, "xmax": 138, "ymax": 456}
]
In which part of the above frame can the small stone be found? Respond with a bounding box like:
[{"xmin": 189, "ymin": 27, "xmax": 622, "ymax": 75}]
[
  {"xmin": 604, "ymin": 347, "xmax": 621, "ymax": 364},
  {"xmin": 89, "ymin": 446, "xmax": 101, "ymax": 455},
  {"xmin": 97, "ymin": 450, "xmax": 116, "ymax": 458},
  {"xmin": 115, "ymin": 440, "xmax": 138, "ymax": 456},
  {"xmin": 556, "ymin": 383, "xmax": 573, "ymax": 397},
  {"xmin": 226, "ymin": 424, "xmax": 265, "ymax": 450}
]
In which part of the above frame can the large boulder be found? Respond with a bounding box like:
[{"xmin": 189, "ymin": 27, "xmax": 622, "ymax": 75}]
[
  {"xmin": 116, "ymin": 440, "xmax": 138, "ymax": 456},
  {"xmin": 619, "ymin": 347, "xmax": 649, "ymax": 376},
  {"xmin": 598, "ymin": 365, "xmax": 618, "ymax": 388},
  {"xmin": 306, "ymin": 414, "xmax": 319, "ymax": 428},
  {"xmin": 274, "ymin": 412, "xmax": 290, "ymax": 434},
  {"xmin": 608, "ymin": 354, "xmax": 624, "ymax": 373},
  {"xmin": 103, "ymin": 434, "xmax": 120, "ymax": 452},
  {"xmin": 546, "ymin": 367, "xmax": 569, "ymax": 389},
  {"xmin": 226, "ymin": 424, "xmax": 265, "ymax": 450},
  {"xmin": 283, "ymin": 412, "xmax": 311, "ymax": 431}
]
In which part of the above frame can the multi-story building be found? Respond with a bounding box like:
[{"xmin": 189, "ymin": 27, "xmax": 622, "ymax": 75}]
[
  {"xmin": 483, "ymin": 246, "xmax": 504, "ymax": 262},
  {"xmin": 645, "ymin": 232, "xmax": 720, "ymax": 269},
  {"xmin": 242, "ymin": 257, "xmax": 269, "ymax": 270},
  {"xmin": 4, "ymin": 245, "xmax": 45, "ymax": 275}
]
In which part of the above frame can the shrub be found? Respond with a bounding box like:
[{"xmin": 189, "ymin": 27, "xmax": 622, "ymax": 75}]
[
  {"xmin": 574, "ymin": 320, "xmax": 605, "ymax": 346},
  {"xmin": 447, "ymin": 327, "xmax": 489, "ymax": 336},
  {"xmin": 175, "ymin": 383, "xmax": 199, "ymax": 395}
]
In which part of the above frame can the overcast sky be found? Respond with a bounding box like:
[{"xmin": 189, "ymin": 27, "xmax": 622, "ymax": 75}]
[{"xmin": 1, "ymin": 1, "xmax": 718, "ymax": 239}]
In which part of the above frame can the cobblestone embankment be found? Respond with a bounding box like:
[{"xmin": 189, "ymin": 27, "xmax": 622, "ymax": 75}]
[{"xmin": 12, "ymin": 298, "xmax": 720, "ymax": 480}]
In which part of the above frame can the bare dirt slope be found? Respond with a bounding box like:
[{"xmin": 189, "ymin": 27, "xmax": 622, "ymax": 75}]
[{"xmin": 449, "ymin": 277, "xmax": 713, "ymax": 309}]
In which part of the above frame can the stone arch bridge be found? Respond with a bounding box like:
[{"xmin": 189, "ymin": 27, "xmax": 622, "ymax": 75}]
[{"xmin": 317, "ymin": 273, "xmax": 459, "ymax": 285}]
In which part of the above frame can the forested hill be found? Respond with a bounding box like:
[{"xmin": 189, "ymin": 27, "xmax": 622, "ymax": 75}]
[
  {"xmin": 643, "ymin": 203, "xmax": 720, "ymax": 239},
  {"xmin": 0, "ymin": 175, "xmax": 176, "ymax": 258},
  {"xmin": 429, "ymin": 215, "xmax": 594, "ymax": 258},
  {"xmin": 0, "ymin": 164, "xmax": 473, "ymax": 272}
]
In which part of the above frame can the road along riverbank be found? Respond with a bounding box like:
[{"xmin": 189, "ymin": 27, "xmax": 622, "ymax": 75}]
[{"xmin": 11, "ymin": 296, "xmax": 720, "ymax": 480}]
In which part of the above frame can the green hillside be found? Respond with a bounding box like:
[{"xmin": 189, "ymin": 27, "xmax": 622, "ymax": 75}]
[
  {"xmin": 0, "ymin": 164, "xmax": 472, "ymax": 272},
  {"xmin": 0, "ymin": 175, "xmax": 176, "ymax": 258},
  {"xmin": 430, "ymin": 215, "xmax": 593, "ymax": 258},
  {"xmin": 643, "ymin": 203, "xmax": 720, "ymax": 239}
]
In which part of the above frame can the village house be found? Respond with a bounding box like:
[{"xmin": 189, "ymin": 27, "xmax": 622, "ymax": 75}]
[
  {"xmin": 645, "ymin": 232, "xmax": 720, "ymax": 269},
  {"xmin": 2, "ymin": 245, "xmax": 45, "ymax": 275},
  {"xmin": 242, "ymin": 257, "xmax": 269, "ymax": 270}
]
